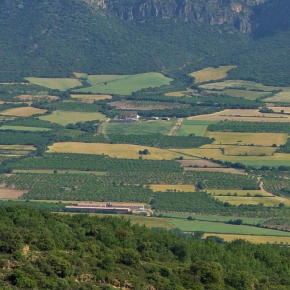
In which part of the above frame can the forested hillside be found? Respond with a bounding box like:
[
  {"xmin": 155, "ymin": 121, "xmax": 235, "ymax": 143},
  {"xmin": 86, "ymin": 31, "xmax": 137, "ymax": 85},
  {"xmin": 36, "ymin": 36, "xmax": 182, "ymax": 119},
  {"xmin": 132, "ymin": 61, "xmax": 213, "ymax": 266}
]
[
  {"xmin": 0, "ymin": 0, "xmax": 290, "ymax": 85},
  {"xmin": 1, "ymin": 206, "xmax": 290, "ymax": 289}
]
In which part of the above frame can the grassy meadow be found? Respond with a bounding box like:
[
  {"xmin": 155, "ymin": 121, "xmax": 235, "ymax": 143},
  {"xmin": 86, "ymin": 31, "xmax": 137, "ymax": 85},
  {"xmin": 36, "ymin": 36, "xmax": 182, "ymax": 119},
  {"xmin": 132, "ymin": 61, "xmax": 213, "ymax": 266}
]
[
  {"xmin": 102, "ymin": 120, "xmax": 175, "ymax": 135},
  {"xmin": 207, "ymin": 189, "xmax": 273, "ymax": 197},
  {"xmin": 170, "ymin": 219, "xmax": 290, "ymax": 236},
  {"xmin": 25, "ymin": 77, "xmax": 82, "ymax": 91},
  {"xmin": 74, "ymin": 73, "xmax": 172, "ymax": 95},
  {"xmin": 0, "ymin": 126, "xmax": 50, "ymax": 132},
  {"xmin": 47, "ymin": 142, "xmax": 193, "ymax": 160},
  {"xmin": 71, "ymin": 94, "xmax": 112, "ymax": 101},
  {"xmin": 40, "ymin": 110, "xmax": 107, "ymax": 125},
  {"xmin": 190, "ymin": 66, "xmax": 237, "ymax": 83}
]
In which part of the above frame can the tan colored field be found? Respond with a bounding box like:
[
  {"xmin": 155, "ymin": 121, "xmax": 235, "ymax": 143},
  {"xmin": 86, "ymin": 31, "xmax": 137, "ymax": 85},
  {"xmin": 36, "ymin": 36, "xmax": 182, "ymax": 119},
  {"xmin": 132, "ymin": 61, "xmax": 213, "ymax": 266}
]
[
  {"xmin": 71, "ymin": 94, "xmax": 112, "ymax": 101},
  {"xmin": 205, "ymin": 132, "xmax": 287, "ymax": 146},
  {"xmin": 188, "ymin": 109, "xmax": 290, "ymax": 122},
  {"xmin": 208, "ymin": 189, "xmax": 273, "ymax": 197},
  {"xmin": 15, "ymin": 95, "xmax": 59, "ymax": 101},
  {"xmin": 214, "ymin": 196, "xmax": 290, "ymax": 207},
  {"xmin": 73, "ymin": 72, "xmax": 88, "ymax": 78},
  {"xmin": 169, "ymin": 148, "xmax": 290, "ymax": 163},
  {"xmin": 264, "ymin": 88, "xmax": 290, "ymax": 103},
  {"xmin": 0, "ymin": 107, "xmax": 47, "ymax": 117},
  {"xmin": 48, "ymin": 142, "xmax": 194, "ymax": 160},
  {"xmin": 0, "ymin": 188, "xmax": 28, "ymax": 199},
  {"xmin": 165, "ymin": 91, "xmax": 186, "ymax": 97},
  {"xmin": 203, "ymin": 234, "xmax": 290, "ymax": 244},
  {"xmin": 177, "ymin": 159, "xmax": 222, "ymax": 168},
  {"xmin": 0, "ymin": 145, "xmax": 36, "ymax": 150},
  {"xmin": 267, "ymin": 106, "xmax": 290, "ymax": 114},
  {"xmin": 150, "ymin": 184, "xmax": 195, "ymax": 192},
  {"xmin": 190, "ymin": 66, "xmax": 237, "ymax": 83}
]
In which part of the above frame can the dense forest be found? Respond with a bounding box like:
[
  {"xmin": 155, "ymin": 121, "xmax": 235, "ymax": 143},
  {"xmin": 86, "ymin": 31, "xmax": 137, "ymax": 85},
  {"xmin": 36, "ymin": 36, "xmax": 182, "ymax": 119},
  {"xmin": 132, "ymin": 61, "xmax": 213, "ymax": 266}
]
[{"xmin": 0, "ymin": 206, "xmax": 290, "ymax": 289}]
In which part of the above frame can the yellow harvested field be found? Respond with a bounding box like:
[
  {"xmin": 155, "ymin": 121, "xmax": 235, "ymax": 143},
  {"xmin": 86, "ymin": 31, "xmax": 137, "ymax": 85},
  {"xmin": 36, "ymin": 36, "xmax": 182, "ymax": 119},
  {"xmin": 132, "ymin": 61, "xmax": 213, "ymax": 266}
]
[
  {"xmin": 187, "ymin": 109, "xmax": 290, "ymax": 122},
  {"xmin": 205, "ymin": 132, "xmax": 287, "ymax": 146},
  {"xmin": 0, "ymin": 188, "xmax": 28, "ymax": 199},
  {"xmin": 203, "ymin": 234, "xmax": 290, "ymax": 244},
  {"xmin": 190, "ymin": 66, "xmax": 237, "ymax": 83},
  {"xmin": 208, "ymin": 189, "xmax": 273, "ymax": 197},
  {"xmin": 0, "ymin": 145, "xmax": 36, "ymax": 150},
  {"xmin": 48, "ymin": 142, "xmax": 194, "ymax": 160},
  {"xmin": 165, "ymin": 91, "xmax": 186, "ymax": 97},
  {"xmin": 150, "ymin": 184, "xmax": 195, "ymax": 192},
  {"xmin": 264, "ymin": 88, "xmax": 290, "ymax": 103},
  {"xmin": 268, "ymin": 106, "xmax": 290, "ymax": 114},
  {"xmin": 214, "ymin": 196, "xmax": 290, "ymax": 207},
  {"xmin": 0, "ymin": 107, "xmax": 47, "ymax": 117},
  {"xmin": 71, "ymin": 94, "xmax": 112, "ymax": 101}
]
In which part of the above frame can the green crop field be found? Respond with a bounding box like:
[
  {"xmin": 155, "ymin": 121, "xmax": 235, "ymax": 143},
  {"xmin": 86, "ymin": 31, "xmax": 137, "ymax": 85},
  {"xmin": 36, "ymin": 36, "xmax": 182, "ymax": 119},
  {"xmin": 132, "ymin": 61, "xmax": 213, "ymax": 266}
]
[
  {"xmin": 176, "ymin": 124, "xmax": 208, "ymax": 137},
  {"xmin": 74, "ymin": 73, "xmax": 172, "ymax": 95},
  {"xmin": 102, "ymin": 120, "xmax": 175, "ymax": 135},
  {"xmin": 0, "ymin": 126, "xmax": 50, "ymax": 132},
  {"xmin": 25, "ymin": 77, "xmax": 82, "ymax": 91},
  {"xmin": 207, "ymin": 189, "xmax": 272, "ymax": 197},
  {"xmin": 215, "ymin": 89, "xmax": 270, "ymax": 100},
  {"xmin": 170, "ymin": 219, "xmax": 290, "ymax": 236},
  {"xmin": 40, "ymin": 110, "xmax": 107, "ymax": 126},
  {"xmin": 159, "ymin": 213, "xmax": 267, "ymax": 225}
]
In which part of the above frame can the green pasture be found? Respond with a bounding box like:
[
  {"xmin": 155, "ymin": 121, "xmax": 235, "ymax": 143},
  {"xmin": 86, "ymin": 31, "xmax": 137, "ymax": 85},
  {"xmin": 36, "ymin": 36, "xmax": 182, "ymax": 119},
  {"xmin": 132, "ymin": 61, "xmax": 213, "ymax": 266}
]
[
  {"xmin": 74, "ymin": 73, "xmax": 172, "ymax": 95},
  {"xmin": 159, "ymin": 213, "xmax": 266, "ymax": 225},
  {"xmin": 177, "ymin": 120, "xmax": 218, "ymax": 137},
  {"xmin": 25, "ymin": 77, "xmax": 82, "ymax": 91},
  {"xmin": 170, "ymin": 219, "xmax": 290, "ymax": 236},
  {"xmin": 102, "ymin": 120, "xmax": 175, "ymax": 135},
  {"xmin": 264, "ymin": 88, "xmax": 290, "ymax": 103},
  {"xmin": 40, "ymin": 110, "xmax": 107, "ymax": 126},
  {"xmin": 207, "ymin": 189, "xmax": 272, "ymax": 197},
  {"xmin": 221, "ymin": 89, "xmax": 270, "ymax": 100},
  {"xmin": 0, "ymin": 126, "xmax": 50, "ymax": 132},
  {"xmin": 199, "ymin": 80, "xmax": 278, "ymax": 91}
]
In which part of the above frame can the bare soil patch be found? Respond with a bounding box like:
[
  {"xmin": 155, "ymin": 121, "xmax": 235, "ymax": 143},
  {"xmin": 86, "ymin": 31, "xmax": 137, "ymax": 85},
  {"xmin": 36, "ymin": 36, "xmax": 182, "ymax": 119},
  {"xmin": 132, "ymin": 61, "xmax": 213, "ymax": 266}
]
[
  {"xmin": 0, "ymin": 188, "xmax": 28, "ymax": 199},
  {"xmin": 184, "ymin": 167, "xmax": 246, "ymax": 175}
]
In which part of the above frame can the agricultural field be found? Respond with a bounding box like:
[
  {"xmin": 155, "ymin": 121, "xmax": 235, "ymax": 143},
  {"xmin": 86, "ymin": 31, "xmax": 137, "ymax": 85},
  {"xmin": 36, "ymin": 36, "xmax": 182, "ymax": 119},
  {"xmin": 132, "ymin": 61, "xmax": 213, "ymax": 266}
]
[
  {"xmin": 102, "ymin": 120, "xmax": 175, "ymax": 135},
  {"xmin": 177, "ymin": 158, "xmax": 222, "ymax": 168},
  {"xmin": 268, "ymin": 106, "xmax": 290, "ymax": 114},
  {"xmin": 110, "ymin": 100, "xmax": 185, "ymax": 110},
  {"xmin": 214, "ymin": 196, "xmax": 290, "ymax": 207},
  {"xmin": 74, "ymin": 73, "xmax": 172, "ymax": 95},
  {"xmin": 0, "ymin": 188, "xmax": 28, "ymax": 199},
  {"xmin": 170, "ymin": 219, "xmax": 290, "ymax": 236},
  {"xmin": 159, "ymin": 213, "xmax": 266, "ymax": 225},
  {"xmin": 13, "ymin": 170, "xmax": 107, "ymax": 175},
  {"xmin": 176, "ymin": 120, "xmax": 217, "ymax": 137},
  {"xmin": 71, "ymin": 94, "xmax": 112, "ymax": 101},
  {"xmin": 264, "ymin": 88, "xmax": 290, "ymax": 103},
  {"xmin": 15, "ymin": 95, "xmax": 59, "ymax": 101},
  {"xmin": 0, "ymin": 107, "xmax": 47, "ymax": 117},
  {"xmin": 187, "ymin": 109, "xmax": 290, "ymax": 122},
  {"xmin": 0, "ymin": 126, "xmax": 50, "ymax": 132},
  {"xmin": 205, "ymin": 132, "xmax": 287, "ymax": 146},
  {"xmin": 0, "ymin": 145, "xmax": 36, "ymax": 150},
  {"xmin": 73, "ymin": 72, "xmax": 88, "ymax": 78},
  {"xmin": 47, "ymin": 142, "xmax": 193, "ymax": 160},
  {"xmin": 25, "ymin": 77, "xmax": 82, "ymax": 91},
  {"xmin": 199, "ymin": 80, "xmax": 278, "ymax": 91},
  {"xmin": 190, "ymin": 66, "xmax": 237, "ymax": 83},
  {"xmin": 210, "ymin": 89, "xmax": 270, "ymax": 100},
  {"xmin": 184, "ymin": 168, "xmax": 246, "ymax": 174},
  {"xmin": 207, "ymin": 189, "xmax": 273, "ymax": 197},
  {"xmin": 40, "ymin": 110, "xmax": 107, "ymax": 126},
  {"xmin": 203, "ymin": 234, "xmax": 290, "ymax": 244},
  {"xmin": 150, "ymin": 184, "xmax": 195, "ymax": 192}
]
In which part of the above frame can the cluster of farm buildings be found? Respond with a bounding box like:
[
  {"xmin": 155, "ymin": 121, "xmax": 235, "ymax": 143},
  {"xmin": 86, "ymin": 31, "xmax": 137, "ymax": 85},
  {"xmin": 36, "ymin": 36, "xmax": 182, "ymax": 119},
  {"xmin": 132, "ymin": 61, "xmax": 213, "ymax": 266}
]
[{"xmin": 65, "ymin": 202, "xmax": 145, "ymax": 214}]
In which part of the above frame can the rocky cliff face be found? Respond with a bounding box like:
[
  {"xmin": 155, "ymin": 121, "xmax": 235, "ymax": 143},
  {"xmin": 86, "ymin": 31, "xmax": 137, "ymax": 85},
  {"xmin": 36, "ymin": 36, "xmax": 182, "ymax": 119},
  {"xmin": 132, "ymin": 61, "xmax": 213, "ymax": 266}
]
[{"xmin": 83, "ymin": 0, "xmax": 269, "ymax": 33}]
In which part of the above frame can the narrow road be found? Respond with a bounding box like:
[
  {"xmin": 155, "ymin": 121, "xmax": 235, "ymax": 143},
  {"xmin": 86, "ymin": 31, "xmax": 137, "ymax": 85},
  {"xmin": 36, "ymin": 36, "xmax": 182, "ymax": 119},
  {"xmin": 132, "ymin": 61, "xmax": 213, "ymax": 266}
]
[{"xmin": 168, "ymin": 118, "xmax": 183, "ymax": 136}]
